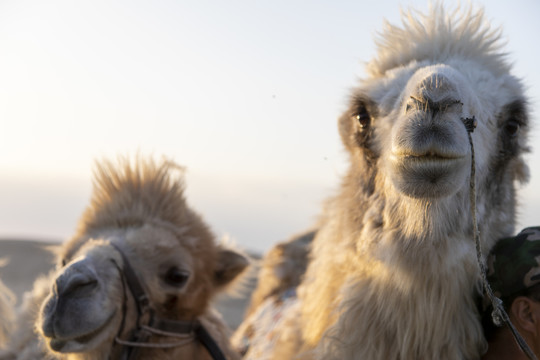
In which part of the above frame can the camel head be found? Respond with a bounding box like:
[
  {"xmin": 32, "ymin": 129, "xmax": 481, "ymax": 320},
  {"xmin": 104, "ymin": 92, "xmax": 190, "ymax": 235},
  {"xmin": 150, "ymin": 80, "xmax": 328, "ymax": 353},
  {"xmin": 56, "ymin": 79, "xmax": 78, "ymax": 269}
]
[
  {"xmin": 38, "ymin": 157, "xmax": 249, "ymax": 358},
  {"xmin": 338, "ymin": 5, "xmax": 530, "ymax": 242}
]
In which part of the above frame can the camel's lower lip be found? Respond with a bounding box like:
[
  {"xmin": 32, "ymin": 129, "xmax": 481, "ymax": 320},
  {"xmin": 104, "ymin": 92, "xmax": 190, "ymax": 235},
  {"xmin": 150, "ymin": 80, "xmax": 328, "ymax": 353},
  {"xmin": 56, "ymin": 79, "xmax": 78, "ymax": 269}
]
[{"xmin": 46, "ymin": 310, "xmax": 116, "ymax": 352}]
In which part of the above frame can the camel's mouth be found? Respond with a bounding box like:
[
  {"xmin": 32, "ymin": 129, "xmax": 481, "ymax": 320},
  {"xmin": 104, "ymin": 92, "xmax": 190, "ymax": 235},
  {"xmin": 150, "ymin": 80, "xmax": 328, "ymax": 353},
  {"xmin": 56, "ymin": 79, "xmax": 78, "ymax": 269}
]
[
  {"xmin": 47, "ymin": 310, "xmax": 117, "ymax": 353},
  {"xmin": 394, "ymin": 147, "xmax": 466, "ymax": 160},
  {"xmin": 392, "ymin": 151, "xmax": 467, "ymax": 169},
  {"xmin": 392, "ymin": 145, "xmax": 467, "ymax": 163},
  {"xmin": 399, "ymin": 153, "xmax": 466, "ymax": 166},
  {"xmin": 389, "ymin": 150, "xmax": 469, "ymax": 198},
  {"xmin": 403, "ymin": 153, "xmax": 463, "ymax": 161}
]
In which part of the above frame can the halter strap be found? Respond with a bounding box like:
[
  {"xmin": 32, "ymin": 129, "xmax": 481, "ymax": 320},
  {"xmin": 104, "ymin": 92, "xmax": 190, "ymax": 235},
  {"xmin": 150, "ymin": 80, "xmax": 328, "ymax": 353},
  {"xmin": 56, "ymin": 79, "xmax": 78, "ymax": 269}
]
[
  {"xmin": 110, "ymin": 242, "xmax": 227, "ymax": 360},
  {"xmin": 194, "ymin": 323, "xmax": 228, "ymax": 360},
  {"xmin": 114, "ymin": 246, "xmax": 150, "ymax": 318}
]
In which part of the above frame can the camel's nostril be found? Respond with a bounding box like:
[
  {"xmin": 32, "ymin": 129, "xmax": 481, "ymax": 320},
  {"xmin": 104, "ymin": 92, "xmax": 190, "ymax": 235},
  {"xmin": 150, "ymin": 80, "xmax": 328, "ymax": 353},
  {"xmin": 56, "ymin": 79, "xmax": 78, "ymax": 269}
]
[{"xmin": 57, "ymin": 273, "xmax": 99, "ymax": 298}]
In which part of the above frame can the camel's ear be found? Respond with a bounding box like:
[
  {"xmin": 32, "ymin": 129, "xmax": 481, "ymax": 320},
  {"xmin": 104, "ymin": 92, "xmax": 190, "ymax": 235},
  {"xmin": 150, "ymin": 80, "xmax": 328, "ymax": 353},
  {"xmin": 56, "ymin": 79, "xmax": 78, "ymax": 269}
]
[{"xmin": 214, "ymin": 247, "xmax": 250, "ymax": 289}]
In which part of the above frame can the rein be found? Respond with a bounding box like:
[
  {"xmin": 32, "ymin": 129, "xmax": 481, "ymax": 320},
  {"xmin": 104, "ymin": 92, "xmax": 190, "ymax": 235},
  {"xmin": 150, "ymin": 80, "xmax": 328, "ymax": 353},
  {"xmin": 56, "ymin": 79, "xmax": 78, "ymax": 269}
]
[
  {"xmin": 463, "ymin": 117, "xmax": 538, "ymax": 360},
  {"xmin": 110, "ymin": 243, "xmax": 227, "ymax": 360}
]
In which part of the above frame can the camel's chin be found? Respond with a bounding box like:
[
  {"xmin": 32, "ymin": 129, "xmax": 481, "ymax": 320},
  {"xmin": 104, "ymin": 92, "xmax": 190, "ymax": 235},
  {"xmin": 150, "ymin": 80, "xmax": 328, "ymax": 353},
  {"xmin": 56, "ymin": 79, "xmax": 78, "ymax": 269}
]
[
  {"xmin": 389, "ymin": 156, "xmax": 469, "ymax": 198},
  {"xmin": 44, "ymin": 310, "xmax": 117, "ymax": 354},
  {"xmin": 48, "ymin": 338, "xmax": 86, "ymax": 353}
]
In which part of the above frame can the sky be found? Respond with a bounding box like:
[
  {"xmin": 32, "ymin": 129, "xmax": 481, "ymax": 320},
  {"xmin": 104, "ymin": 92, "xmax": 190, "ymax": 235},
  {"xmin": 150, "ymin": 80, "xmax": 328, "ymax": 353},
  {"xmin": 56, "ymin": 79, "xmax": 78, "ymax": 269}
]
[{"xmin": 0, "ymin": 1, "xmax": 539, "ymax": 254}]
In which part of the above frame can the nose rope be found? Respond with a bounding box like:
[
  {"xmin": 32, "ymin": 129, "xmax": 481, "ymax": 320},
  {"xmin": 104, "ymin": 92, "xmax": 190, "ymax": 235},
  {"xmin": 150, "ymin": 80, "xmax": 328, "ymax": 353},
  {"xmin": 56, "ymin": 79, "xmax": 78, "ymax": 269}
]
[
  {"xmin": 463, "ymin": 116, "xmax": 538, "ymax": 360},
  {"xmin": 114, "ymin": 326, "xmax": 195, "ymax": 349}
]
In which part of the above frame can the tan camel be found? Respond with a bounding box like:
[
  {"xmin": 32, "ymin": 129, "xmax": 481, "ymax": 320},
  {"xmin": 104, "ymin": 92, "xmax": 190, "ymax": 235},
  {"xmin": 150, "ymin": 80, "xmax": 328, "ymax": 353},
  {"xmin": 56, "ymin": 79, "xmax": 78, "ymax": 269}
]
[
  {"xmin": 0, "ymin": 156, "xmax": 249, "ymax": 360},
  {"xmin": 235, "ymin": 4, "xmax": 531, "ymax": 360}
]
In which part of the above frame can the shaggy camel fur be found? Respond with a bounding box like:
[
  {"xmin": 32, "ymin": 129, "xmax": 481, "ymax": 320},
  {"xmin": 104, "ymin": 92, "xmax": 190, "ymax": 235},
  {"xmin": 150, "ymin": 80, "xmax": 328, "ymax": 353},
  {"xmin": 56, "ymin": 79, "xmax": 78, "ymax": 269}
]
[
  {"xmin": 235, "ymin": 4, "xmax": 530, "ymax": 360},
  {"xmin": 0, "ymin": 273, "xmax": 14, "ymax": 350},
  {"xmin": 0, "ymin": 156, "xmax": 249, "ymax": 360}
]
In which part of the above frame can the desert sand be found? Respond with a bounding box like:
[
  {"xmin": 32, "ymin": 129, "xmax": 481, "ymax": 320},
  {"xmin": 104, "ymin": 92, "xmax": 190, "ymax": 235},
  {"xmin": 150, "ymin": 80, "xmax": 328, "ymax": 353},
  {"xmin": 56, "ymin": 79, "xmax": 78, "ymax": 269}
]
[{"xmin": 0, "ymin": 239, "xmax": 256, "ymax": 330}]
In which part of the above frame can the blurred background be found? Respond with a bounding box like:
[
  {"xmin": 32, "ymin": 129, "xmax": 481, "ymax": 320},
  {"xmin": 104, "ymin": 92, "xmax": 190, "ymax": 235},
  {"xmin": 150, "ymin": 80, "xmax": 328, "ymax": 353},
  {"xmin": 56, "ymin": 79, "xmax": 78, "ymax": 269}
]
[{"xmin": 0, "ymin": 0, "xmax": 538, "ymax": 254}]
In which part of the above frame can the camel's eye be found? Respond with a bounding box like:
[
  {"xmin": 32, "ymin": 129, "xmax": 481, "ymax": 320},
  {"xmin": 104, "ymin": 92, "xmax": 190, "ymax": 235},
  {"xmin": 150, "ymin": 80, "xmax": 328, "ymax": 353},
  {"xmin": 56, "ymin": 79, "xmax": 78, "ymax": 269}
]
[
  {"xmin": 501, "ymin": 100, "xmax": 526, "ymax": 139},
  {"xmin": 355, "ymin": 105, "xmax": 371, "ymax": 129},
  {"xmin": 504, "ymin": 120, "xmax": 520, "ymax": 137},
  {"xmin": 164, "ymin": 267, "xmax": 190, "ymax": 288}
]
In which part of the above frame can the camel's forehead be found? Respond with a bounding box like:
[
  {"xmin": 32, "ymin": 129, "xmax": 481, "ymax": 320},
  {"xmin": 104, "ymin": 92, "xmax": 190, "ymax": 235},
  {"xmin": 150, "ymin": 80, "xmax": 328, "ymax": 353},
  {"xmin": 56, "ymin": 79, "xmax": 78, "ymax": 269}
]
[
  {"xmin": 64, "ymin": 238, "xmax": 122, "ymax": 269},
  {"xmin": 68, "ymin": 225, "xmax": 195, "ymax": 265},
  {"xmin": 120, "ymin": 224, "xmax": 197, "ymax": 263},
  {"xmin": 125, "ymin": 224, "xmax": 184, "ymax": 249}
]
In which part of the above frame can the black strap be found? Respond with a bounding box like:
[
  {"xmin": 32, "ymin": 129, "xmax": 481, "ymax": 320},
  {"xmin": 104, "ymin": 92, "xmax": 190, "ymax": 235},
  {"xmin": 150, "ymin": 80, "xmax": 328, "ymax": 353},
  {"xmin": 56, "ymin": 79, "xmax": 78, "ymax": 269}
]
[
  {"xmin": 110, "ymin": 243, "xmax": 150, "ymax": 317},
  {"xmin": 194, "ymin": 323, "xmax": 227, "ymax": 360},
  {"xmin": 111, "ymin": 243, "xmax": 153, "ymax": 360}
]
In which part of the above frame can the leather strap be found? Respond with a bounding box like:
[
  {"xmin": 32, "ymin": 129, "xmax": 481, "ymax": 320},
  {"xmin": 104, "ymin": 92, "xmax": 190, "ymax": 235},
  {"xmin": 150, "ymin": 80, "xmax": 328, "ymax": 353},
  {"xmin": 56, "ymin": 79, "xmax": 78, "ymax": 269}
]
[
  {"xmin": 194, "ymin": 322, "xmax": 227, "ymax": 360},
  {"xmin": 110, "ymin": 243, "xmax": 150, "ymax": 317}
]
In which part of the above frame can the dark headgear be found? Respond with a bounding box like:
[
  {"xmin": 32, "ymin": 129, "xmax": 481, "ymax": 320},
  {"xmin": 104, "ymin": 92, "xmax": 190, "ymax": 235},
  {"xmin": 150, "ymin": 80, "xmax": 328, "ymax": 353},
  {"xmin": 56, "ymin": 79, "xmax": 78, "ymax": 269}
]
[{"xmin": 487, "ymin": 227, "xmax": 540, "ymax": 299}]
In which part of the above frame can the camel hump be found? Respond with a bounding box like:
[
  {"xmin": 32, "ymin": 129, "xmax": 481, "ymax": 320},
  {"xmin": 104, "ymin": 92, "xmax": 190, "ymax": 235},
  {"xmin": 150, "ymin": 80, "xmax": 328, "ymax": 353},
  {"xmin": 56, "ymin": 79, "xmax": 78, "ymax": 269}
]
[{"xmin": 245, "ymin": 229, "xmax": 315, "ymax": 317}]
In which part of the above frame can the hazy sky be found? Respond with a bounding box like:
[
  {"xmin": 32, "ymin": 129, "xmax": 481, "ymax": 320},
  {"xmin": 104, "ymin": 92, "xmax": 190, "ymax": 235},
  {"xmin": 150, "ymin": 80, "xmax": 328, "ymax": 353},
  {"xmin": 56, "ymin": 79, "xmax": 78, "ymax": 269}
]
[{"xmin": 0, "ymin": 1, "xmax": 539, "ymax": 253}]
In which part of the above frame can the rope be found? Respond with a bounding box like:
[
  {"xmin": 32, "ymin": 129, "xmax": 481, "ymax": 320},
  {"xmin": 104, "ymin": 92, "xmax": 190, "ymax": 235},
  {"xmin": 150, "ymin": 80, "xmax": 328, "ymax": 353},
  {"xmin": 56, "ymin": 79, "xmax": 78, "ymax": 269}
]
[
  {"xmin": 115, "ymin": 334, "xmax": 195, "ymax": 349},
  {"xmin": 140, "ymin": 324, "xmax": 196, "ymax": 339},
  {"xmin": 464, "ymin": 117, "xmax": 537, "ymax": 360}
]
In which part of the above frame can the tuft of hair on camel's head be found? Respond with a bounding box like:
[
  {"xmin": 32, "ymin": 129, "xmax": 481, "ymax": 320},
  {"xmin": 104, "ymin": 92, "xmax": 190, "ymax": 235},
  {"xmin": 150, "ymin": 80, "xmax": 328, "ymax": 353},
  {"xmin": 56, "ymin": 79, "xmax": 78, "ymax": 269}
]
[
  {"xmin": 29, "ymin": 156, "xmax": 249, "ymax": 360},
  {"xmin": 235, "ymin": 3, "xmax": 531, "ymax": 360}
]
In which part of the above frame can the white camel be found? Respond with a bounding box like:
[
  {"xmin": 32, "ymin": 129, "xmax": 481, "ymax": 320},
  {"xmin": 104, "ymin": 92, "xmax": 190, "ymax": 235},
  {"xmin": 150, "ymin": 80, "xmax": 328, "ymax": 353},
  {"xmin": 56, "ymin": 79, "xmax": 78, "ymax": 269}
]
[{"xmin": 235, "ymin": 4, "xmax": 531, "ymax": 360}]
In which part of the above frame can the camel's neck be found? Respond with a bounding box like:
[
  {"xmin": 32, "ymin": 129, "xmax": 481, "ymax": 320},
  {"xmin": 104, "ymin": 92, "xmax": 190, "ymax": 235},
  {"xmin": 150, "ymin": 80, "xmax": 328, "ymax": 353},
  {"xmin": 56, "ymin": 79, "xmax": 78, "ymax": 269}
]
[
  {"xmin": 336, "ymin": 173, "xmax": 481, "ymax": 292},
  {"xmin": 304, "ymin": 169, "xmax": 488, "ymax": 359},
  {"xmin": 300, "ymin": 161, "xmax": 518, "ymax": 358}
]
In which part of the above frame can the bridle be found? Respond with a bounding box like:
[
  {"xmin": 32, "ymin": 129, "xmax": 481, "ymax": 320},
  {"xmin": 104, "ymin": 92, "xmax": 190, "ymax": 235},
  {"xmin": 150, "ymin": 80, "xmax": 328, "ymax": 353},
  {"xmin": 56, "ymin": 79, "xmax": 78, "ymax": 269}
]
[{"xmin": 109, "ymin": 242, "xmax": 227, "ymax": 360}]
